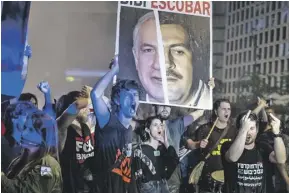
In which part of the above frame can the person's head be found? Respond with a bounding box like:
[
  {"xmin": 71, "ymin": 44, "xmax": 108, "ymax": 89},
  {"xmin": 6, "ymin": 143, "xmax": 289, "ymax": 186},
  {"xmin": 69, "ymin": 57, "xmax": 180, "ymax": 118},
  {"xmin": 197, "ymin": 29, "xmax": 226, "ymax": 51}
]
[
  {"xmin": 55, "ymin": 91, "xmax": 90, "ymax": 123},
  {"xmin": 236, "ymin": 112, "xmax": 259, "ymax": 145},
  {"xmin": 159, "ymin": 15, "xmax": 193, "ymax": 103},
  {"xmin": 55, "ymin": 91, "xmax": 79, "ymax": 118},
  {"xmin": 136, "ymin": 116, "xmax": 164, "ymax": 142},
  {"xmin": 132, "ymin": 12, "xmax": 164, "ymax": 101},
  {"xmin": 19, "ymin": 93, "xmax": 38, "ymax": 108},
  {"xmin": 111, "ymin": 80, "xmax": 140, "ymax": 118},
  {"xmin": 154, "ymin": 105, "xmax": 171, "ymax": 120},
  {"xmin": 3, "ymin": 101, "xmax": 38, "ymax": 146},
  {"xmin": 20, "ymin": 110, "xmax": 58, "ymax": 156},
  {"xmin": 213, "ymin": 99, "xmax": 231, "ymax": 123}
]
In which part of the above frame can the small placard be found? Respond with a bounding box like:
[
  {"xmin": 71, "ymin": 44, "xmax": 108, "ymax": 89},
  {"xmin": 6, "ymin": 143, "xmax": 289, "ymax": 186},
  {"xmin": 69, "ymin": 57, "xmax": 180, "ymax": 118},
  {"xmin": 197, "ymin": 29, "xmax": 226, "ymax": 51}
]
[
  {"xmin": 40, "ymin": 166, "xmax": 52, "ymax": 177},
  {"xmin": 154, "ymin": 150, "xmax": 160, "ymax": 157}
]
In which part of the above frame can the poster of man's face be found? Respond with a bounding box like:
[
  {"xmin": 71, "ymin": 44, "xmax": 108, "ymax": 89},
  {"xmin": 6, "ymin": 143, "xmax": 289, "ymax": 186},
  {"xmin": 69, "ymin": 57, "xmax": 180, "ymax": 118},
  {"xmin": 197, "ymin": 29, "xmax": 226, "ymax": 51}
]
[{"xmin": 116, "ymin": 2, "xmax": 211, "ymax": 109}]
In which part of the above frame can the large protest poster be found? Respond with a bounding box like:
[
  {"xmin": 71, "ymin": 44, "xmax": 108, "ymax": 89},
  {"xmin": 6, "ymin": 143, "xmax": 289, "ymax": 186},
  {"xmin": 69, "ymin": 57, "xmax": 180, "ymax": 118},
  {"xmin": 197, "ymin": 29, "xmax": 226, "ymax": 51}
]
[
  {"xmin": 115, "ymin": 1, "xmax": 212, "ymax": 109},
  {"xmin": 1, "ymin": 2, "xmax": 31, "ymax": 101}
]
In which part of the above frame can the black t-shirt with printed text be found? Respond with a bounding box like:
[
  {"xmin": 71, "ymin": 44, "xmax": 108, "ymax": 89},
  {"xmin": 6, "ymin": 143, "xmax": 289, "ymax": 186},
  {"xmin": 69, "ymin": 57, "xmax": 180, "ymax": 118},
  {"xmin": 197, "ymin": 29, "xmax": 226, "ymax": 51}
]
[
  {"xmin": 221, "ymin": 141, "xmax": 273, "ymax": 193},
  {"xmin": 133, "ymin": 144, "xmax": 179, "ymax": 183},
  {"xmin": 90, "ymin": 114, "xmax": 133, "ymax": 193},
  {"xmin": 194, "ymin": 122, "xmax": 237, "ymax": 189},
  {"xmin": 60, "ymin": 123, "xmax": 95, "ymax": 193}
]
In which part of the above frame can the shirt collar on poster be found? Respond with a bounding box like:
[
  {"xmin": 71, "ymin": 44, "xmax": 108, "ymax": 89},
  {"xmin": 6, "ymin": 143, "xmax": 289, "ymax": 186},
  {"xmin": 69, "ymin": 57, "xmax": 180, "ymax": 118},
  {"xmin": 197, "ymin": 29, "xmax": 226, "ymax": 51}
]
[{"xmin": 145, "ymin": 79, "xmax": 207, "ymax": 107}]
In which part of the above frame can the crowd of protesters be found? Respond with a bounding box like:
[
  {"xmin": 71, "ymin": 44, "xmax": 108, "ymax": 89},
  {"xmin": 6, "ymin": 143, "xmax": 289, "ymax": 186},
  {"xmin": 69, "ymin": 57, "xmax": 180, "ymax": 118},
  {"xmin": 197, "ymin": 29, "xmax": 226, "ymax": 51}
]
[{"xmin": 1, "ymin": 56, "xmax": 289, "ymax": 193}]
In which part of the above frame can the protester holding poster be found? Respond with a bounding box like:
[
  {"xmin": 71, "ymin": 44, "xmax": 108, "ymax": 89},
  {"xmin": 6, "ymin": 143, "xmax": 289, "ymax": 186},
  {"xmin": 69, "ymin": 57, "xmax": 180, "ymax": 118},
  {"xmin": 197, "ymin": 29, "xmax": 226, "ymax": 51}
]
[{"xmin": 116, "ymin": 1, "xmax": 212, "ymax": 109}]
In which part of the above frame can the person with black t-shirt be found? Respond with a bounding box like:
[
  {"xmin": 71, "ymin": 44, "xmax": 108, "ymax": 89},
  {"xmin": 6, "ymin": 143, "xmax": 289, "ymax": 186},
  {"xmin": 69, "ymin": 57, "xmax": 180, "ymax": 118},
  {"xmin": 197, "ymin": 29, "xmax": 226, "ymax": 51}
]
[
  {"xmin": 89, "ymin": 56, "xmax": 140, "ymax": 193},
  {"xmin": 255, "ymin": 107, "xmax": 289, "ymax": 193},
  {"xmin": 221, "ymin": 111, "xmax": 286, "ymax": 193},
  {"xmin": 57, "ymin": 87, "xmax": 95, "ymax": 193},
  {"xmin": 133, "ymin": 116, "xmax": 179, "ymax": 193},
  {"xmin": 192, "ymin": 99, "xmax": 237, "ymax": 193},
  {"xmin": 257, "ymin": 130, "xmax": 289, "ymax": 193}
]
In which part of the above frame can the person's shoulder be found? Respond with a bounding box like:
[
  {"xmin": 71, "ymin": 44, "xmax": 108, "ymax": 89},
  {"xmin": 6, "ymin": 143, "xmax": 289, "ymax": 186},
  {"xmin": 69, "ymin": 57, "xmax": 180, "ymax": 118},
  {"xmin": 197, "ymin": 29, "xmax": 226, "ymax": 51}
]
[
  {"xmin": 41, "ymin": 155, "xmax": 60, "ymax": 166},
  {"xmin": 256, "ymin": 132, "xmax": 274, "ymax": 146},
  {"xmin": 257, "ymin": 131, "xmax": 272, "ymax": 140},
  {"xmin": 198, "ymin": 122, "xmax": 212, "ymax": 131},
  {"xmin": 98, "ymin": 112, "xmax": 115, "ymax": 129}
]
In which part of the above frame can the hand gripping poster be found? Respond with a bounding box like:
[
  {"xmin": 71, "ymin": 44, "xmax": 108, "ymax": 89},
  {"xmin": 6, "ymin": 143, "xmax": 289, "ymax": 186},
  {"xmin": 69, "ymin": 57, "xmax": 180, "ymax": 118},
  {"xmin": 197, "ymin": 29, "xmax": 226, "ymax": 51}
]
[{"xmin": 115, "ymin": 1, "xmax": 212, "ymax": 109}]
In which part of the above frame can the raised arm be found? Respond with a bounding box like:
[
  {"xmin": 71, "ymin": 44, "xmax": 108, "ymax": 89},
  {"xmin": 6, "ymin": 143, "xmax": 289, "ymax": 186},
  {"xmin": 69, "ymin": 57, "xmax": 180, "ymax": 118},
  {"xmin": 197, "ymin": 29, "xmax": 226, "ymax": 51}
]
[
  {"xmin": 91, "ymin": 56, "xmax": 119, "ymax": 129},
  {"xmin": 252, "ymin": 97, "xmax": 268, "ymax": 115},
  {"xmin": 37, "ymin": 81, "xmax": 56, "ymax": 119},
  {"xmin": 183, "ymin": 110, "xmax": 204, "ymax": 128},
  {"xmin": 269, "ymin": 113, "xmax": 286, "ymax": 164},
  {"xmin": 57, "ymin": 90, "xmax": 90, "ymax": 153},
  {"xmin": 225, "ymin": 111, "xmax": 252, "ymax": 162}
]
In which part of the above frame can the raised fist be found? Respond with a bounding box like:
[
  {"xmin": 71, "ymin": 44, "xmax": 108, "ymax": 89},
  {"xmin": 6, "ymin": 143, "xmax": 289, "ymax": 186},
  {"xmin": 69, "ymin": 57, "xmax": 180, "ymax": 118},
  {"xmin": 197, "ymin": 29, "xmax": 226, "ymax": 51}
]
[
  {"xmin": 109, "ymin": 55, "xmax": 119, "ymax": 74},
  {"xmin": 37, "ymin": 81, "xmax": 50, "ymax": 94}
]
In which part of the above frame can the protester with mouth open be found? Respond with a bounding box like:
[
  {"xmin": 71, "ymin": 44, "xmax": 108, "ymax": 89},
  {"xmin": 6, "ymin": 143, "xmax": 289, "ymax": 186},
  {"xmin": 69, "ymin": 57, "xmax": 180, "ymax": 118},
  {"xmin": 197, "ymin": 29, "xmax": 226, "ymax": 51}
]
[
  {"xmin": 191, "ymin": 98, "xmax": 237, "ymax": 193},
  {"xmin": 151, "ymin": 77, "xmax": 214, "ymax": 193},
  {"xmin": 221, "ymin": 111, "xmax": 286, "ymax": 193},
  {"xmin": 133, "ymin": 116, "xmax": 179, "ymax": 193},
  {"xmin": 89, "ymin": 56, "xmax": 141, "ymax": 193}
]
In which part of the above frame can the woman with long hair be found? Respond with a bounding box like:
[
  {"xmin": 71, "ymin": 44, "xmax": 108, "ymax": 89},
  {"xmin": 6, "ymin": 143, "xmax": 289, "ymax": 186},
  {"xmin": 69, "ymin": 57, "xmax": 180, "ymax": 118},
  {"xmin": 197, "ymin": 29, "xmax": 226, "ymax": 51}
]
[
  {"xmin": 133, "ymin": 116, "xmax": 179, "ymax": 193},
  {"xmin": 2, "ymin": 101, "xmax": 62, "ymax": 193}
]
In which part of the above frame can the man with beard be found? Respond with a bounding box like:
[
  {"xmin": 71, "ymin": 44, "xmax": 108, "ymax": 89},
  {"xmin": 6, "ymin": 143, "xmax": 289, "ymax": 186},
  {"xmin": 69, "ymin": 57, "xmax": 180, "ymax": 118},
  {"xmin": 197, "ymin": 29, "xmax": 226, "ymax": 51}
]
[
  {"xmin": 89, "ymin": 56, "xmax": 140, "ymax": 193},
  {"xmin": 221, "ymin": 111, "xmax": 286, "ymax": 193},
  {"xmin": 57, "ymin": 87, "xmax": 95, "ymax": 193},
  {"xmin": 192, "ymin": 99, "xmax": 236, "ymax": 193},
  {"xmin": 154, "ymin": 100, "xmax": 214, "ymax": 193}
]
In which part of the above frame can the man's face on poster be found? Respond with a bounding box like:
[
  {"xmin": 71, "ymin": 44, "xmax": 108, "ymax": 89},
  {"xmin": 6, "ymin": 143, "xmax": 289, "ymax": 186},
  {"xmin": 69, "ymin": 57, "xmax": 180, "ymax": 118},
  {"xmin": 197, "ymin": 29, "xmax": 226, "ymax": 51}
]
[
  {"xmin": 161, "ymin": 24, "xmax": 193, "ymax": 104},
  {"xmin": 133, "ymin": 19, "xmax": 164, "ymax": 101}
]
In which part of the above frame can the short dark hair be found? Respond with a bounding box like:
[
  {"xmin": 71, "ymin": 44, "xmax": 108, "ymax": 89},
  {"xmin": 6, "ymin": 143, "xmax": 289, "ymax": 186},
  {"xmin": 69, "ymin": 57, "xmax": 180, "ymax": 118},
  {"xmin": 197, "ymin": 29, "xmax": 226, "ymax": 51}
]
[
  {"xmin": 236, "ymin": 111, "xmax": 259, "ymax": 130},
  {"xmin": 212, "ymin": 98, "xmax": 231, "ymax": 120},
  {"xmin": 158, "ymin": 12, "xmax": 210, "ymax": 92},
  {"xmin": 19, "ymin": 93, "xmax": 38, "ymax": 107},
  {"xmin": 135, "ymin": 116, "xmax": 163, "ymax": 142},
  {"xmin": 111, "ymin": 79, "xmax": 140, "ymax": 111},
  {"xmin": 55, "ymin": 91, "xmax": 80, "ymax": 118}
]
